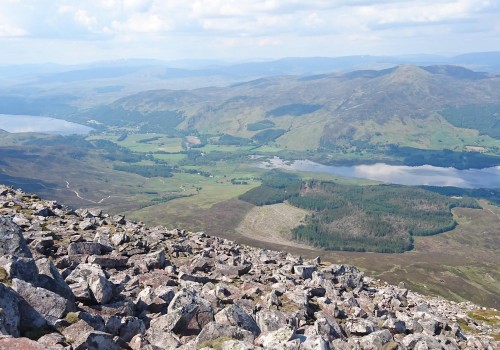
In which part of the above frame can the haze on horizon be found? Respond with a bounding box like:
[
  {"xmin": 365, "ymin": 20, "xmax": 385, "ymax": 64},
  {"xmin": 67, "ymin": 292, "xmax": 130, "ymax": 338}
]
[{"xmin": 1, "ymin": 0, "xmax": 499, "ymax": 65}]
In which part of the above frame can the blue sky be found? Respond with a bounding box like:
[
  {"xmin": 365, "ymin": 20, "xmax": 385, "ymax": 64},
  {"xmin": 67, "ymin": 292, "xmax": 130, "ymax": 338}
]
[{"xmin": 1, "ymin": 0, "xmax": 499, "ymax": 64}]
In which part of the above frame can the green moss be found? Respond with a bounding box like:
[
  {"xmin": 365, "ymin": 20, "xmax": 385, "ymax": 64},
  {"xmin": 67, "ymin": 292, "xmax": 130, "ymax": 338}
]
[
  {"xmin": 0, "ymin": 267, "xmax": 8, "ymax": 282},
  {"xmin": 198, "ymin": 337, "xmax": 233, "ymax": 350},
  {"xmin": 467, "ymin": 309, "xmax": 500, "ymax": 326},
  {"xmin": 64, "ymin": 312, "xmax": 79, "ymax": 324}
]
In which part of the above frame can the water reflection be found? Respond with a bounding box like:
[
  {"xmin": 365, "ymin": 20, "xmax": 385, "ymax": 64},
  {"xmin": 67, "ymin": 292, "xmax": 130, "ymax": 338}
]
[
  {"xmin": 0, "ymin": 114, "xmax": 93, "ymax": 135},
  {"xmin": 259, "ymin": 157, "xmax": 500, "ymax": 189}
]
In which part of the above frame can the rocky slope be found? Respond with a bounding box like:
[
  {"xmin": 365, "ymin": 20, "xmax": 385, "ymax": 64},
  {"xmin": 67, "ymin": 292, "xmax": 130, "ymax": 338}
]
[{"xmin": 0, "ymin": 184, "xmax": 498, "ymax": 349}]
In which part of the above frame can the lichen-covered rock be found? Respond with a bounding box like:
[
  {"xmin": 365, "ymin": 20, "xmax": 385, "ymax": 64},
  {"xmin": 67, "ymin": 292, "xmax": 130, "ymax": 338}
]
[
  {"xmin": 65, "ymin": 263, "xmax": 114, "ymax": 304},
  {"xmin": 0, "ymin": 216, "xmax": 32, "ymax": 258},
  {"xmin": 195, "ymin": 322, "xmax": 255, "ymax": 347},
  {"xmin": 0, "ymin": 283, "xmax": 21, "ymax": 337},
  {"xmin": 215, "ymin": 304, "xmax": 260, "ymax": 336},
  {"xmin": 256, "ymin": 325, "xmax": 295, "ymax": 348},
  {"xmin": 12, "ymin": 278, "xmax": 74, "ymax": 329}
]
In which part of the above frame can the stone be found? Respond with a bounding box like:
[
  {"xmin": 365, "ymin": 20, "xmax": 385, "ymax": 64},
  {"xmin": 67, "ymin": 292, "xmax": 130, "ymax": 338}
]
[
  {"xmin": 145, "ymin": 315, "xmax": 182, "ymax": 348},
  {"xmin": 88, "ymin": 255, "xmax": 129, "ymax": 268},
  {"xmin": 195, "ymin": 322, "xmax": 255, "ymax": 347},
  {"xmin": 66, "ymin": 263, "xmax": 114, "ymax": 304},
  {"xmin": 256, "ymin": 309, "xmax": 288, "ymax": 333},
  {"xmin": 314, "ymin": 313, "xmax": 345, "ymax": 341},
  {"xmin": 0, "ymin": 283, "xmax": 21, "ymax": 337},
  {"xmin": 74, "ymin": 331, "xmax": 120, "ymax": 350},
  {"xmin": 167, "ymin": 288, "xmax": 214, "ymax": 334},
  {"xmin": 215, "ymin": 304, "xmax": 260, "ymax": 336},
  {"xmin": 35, "ymin": 257, "xmax": 75, "ymax": 302},
  {"xmin": 346, "ymin": 319, "xmax": 377, "ymax": 336},
  {"xmin": 360, "ymin": 329, "xmax": 393, "ymax": 349},
  {"xmin": 220, "ymin": 340, "xmax": 258, "ymax": 350},
  {"xmin": 0, "ymin": 337, "xmax": 48, "ymax": 350},
  {"xmin": 293, "ymin": 265, "xmax": 317, "ymax": 279},
  {"xmin": 0, "ymin": 216, "xmax": 32, "ymax": 257},
  {"xmin": 37, "ymin": 332, "xmax": 68, "ymax": 349},
  {"xmin": 12, "ymin": 278, "xmax": 74, "ymax": 329},
  {"xmin": 256, "ymin": 325, "xmax": 295, "ymax": 348},
  {"xmin": 299, "ymin": 334, "xmax": 329, "ymax": 350},
  {"xmin": 0, "ymin": 255, "xmax": 38, "ymax": 284},
  {"xmin": 68, "ymin": 242, "xmax": 103, "ymax": 256}
]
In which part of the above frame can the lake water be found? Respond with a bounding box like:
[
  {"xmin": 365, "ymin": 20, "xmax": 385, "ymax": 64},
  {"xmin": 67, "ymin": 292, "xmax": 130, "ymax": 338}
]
[
  {"xmin": 0, "ymin": 114, "xmax": 93, "ymax": 135},
  {"xmin": 258, "ymin": 157, "xmax": 500, "ymax": 189}
]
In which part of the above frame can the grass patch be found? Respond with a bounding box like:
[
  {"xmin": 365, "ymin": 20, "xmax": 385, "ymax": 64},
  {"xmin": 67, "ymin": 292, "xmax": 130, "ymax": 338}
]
[{"xmin": 198, "ymin": 337, "xmax": 233, "ymax": 350}]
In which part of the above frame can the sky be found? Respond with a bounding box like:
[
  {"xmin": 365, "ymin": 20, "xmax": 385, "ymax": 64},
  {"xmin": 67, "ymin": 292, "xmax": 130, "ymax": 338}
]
[{"xmin": 0, "ymin": 0, "xmax": 499, "ymax": 64}]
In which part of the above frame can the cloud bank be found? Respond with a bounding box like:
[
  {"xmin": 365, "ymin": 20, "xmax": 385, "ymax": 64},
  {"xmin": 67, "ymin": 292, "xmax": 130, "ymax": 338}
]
[{"xmin": 0, "ymin": 0, "xmax": 498, "ymax": 63}]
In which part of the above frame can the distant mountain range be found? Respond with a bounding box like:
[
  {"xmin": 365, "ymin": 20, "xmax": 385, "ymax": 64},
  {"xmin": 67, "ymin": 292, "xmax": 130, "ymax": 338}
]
[
  {"xmin": 1, "ymin": 53, "xmax": 499, "ymax": 164},
  {"xmin": 81, "ymin": 64, "xmax": 500, "ymax": 157}
]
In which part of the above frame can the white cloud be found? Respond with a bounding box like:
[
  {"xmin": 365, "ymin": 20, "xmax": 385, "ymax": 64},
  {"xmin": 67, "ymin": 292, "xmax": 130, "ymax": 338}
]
[
  {"xmin": 0, "ymin": 0, "xmax": 498, "ymax": 63},
  {"xmin": 0, "ymin": 23, "xmax": 26, "ymax": 37},
  {"xmin": 112, "ymin": 12, "xmax": 172, "ymax": 33}
]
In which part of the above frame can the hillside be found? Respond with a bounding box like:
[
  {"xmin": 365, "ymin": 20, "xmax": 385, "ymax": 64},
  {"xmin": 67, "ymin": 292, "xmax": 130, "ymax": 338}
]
[
  {"xmin": 85, "ymin": 65, "xmax": 500, "ymax": 162},
  {"xmin": 0, "ymin": 185, "xmax": 498, "ymax": 349}
]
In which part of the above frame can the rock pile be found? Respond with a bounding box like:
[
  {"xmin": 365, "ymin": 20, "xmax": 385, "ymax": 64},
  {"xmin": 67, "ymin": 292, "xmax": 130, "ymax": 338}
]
[{"xmin": 0, "ymin": 185, "xmax": 498, "ymax": 349}]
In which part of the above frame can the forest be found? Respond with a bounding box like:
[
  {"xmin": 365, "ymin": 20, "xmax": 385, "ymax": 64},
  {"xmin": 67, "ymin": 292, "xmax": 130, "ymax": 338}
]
[{"xmin": 240, "ymin": 174, "xmax": 480, "ymax": 253}]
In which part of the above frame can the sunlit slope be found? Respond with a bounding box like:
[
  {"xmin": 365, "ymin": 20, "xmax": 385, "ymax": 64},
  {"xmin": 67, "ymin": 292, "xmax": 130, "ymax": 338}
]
[{"xmin": 91, "ymin": 65, "xmax": 500, "ymax": 153}]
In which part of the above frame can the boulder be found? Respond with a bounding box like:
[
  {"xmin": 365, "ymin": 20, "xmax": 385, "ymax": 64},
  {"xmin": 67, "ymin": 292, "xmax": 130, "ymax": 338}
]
[
  {"xmin": 65, "ymin": 263, "xmax": 114, "ymax": 304},
  {"xmin": 12, "ymin": 278, "xmax": 74, "ymax": 329},
  {"xmin": 0, "ymin": 255, "xmax": 38, "ymax": 284},
  {"xmin": 256, "ymin": 325, "xmax": 295, "ymax": 348},
  {"xmin": 88, "ymin": 255, "xmax": 129, "ymax": 268},
  {"xmin": 68, "ymin": 242, "xmax": 103, "ymax": 256},
  {"xmin": 0, "ymin": 337, "xmax": 48, "ymax": 350},
  {"xmin": 145, "ymin": 315, "xmax": 182, "ymax": 348},
  {"xmin": 256, "ymin": 309, "xmax": 288, "ymax": 333},
  {"xmin": 0, "ymin": 216, "xmax": 32, "ymax": 258},
  {"xmin": 0, "ymin": 283, "xmax": 21, "ymax": 337},
  {"xmin": 293, "ymin": 265, "xmax": 316, "ymax": 279},
  {"xmin": 195, "ymin": 322, "xmax": 255, "ymax": 347},
  {"xmin": 299, "ymin": 334, "xmax": 330, "ymax": 350},
  {"xmin": 360, "ymin": 329, "xmax": 393, "ymax": 349},
  {"xmin": 167, "ymin": 288, "xmax": 214, "ymax": 334},
  {"xmin": 215, "ymin": 304, "xmax": 260, "ymax": 336},
  {"xmin": 35, "ymin": 257, "xmax": 75, "ymax": 302}
]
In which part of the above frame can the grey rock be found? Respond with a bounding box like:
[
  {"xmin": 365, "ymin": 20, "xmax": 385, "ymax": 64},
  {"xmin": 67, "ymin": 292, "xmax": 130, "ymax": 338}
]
[
  {"xmin": 220, "ymin": 340, "xmax": 258, "ymax": 350},
  {"xmin": 293, "ymin": 265, "xmax": 316, "ymax": 279},
  {"xmin": 167, "ymin": 288, "xmax": 214, "ymax": 334},
  {"xmin": 215, "ymin": 304, "xmax": 260, "ymax": 336},
  {"xmin": 0, "ymin": 216, "xmax": 32, "ymax": 257},
  {"xmin": 195, "ymin": 322, "xmax": 255, "ymax": 346},
  {"xmin": 88, "ymin": 255, "xmax": 129, "ymax": 268},
  {"xmin": 299, "ymin": 334, "xmax": 330, "ymax": 350},
  {"xmin": 346, "ymin": 319, "xmax": 377, "ymax": 336},
  {"xmin": 74, "ymin": 331, "xmax": 120, "ymax": 350},
  {"xmin": 402, "ymin": 334, "xmax": 444, "ymax": 349},
  {"xmin": 12, "ymin": 278, "xmax": 74, "ymax": 329},
  {"xmin": 0, "ymin": 283, "xmax": 21, "ymax": 337},
  {"xmin": 257, "ymin": 325, "xmax": 295, "ymax": 348},
  {"xmin": 256, "ymin": 309, "xmax": 288, "ymax": 333},
  {"xmin": 35, "ymin": 257, "xmax": 75, "ymax": 302},
  {"xmin": 146, "ymin": 315, "xmax": 182, "ymax": 348},
  {"xmin": 65, "ymin": 263, "xmax": 114, "ymax": 304},
  {"xmin": 68, "ymin": 242, "xmax": 103, "ymax": 256},
  {"xmin": 37, "ymin": 332, "xmax": 69, "ymax": 349},
  {"xmin": 314, "ymin": 313, "xmax": 345, "ymax": 341},
  {"xmin": 359, "ymin": 329, "xmax": 393, "ymax": 349},
  {"xmin": 0, "ymin": 255, "xmax": 38, "ymax": 284}
]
